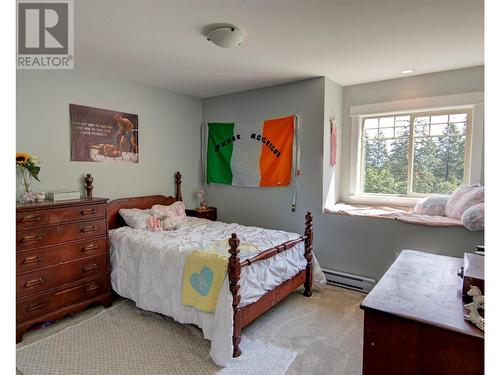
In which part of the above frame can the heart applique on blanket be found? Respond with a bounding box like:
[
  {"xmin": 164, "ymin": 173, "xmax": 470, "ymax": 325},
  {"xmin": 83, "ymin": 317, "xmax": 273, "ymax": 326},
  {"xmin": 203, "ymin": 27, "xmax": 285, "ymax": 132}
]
[
  {"xmin": 182, "ymin": 250, "xmax": 232, "ymax": 312},
  {"xmin": 190, "ymin": 267, "xmax": 214, "ymax": 296}
]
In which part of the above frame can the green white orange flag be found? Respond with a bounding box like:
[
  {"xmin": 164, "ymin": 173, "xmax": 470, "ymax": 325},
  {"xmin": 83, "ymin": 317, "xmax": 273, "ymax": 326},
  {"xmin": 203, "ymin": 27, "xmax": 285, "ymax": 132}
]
[{"xmin": 205, "ymin": 115, "xmax": 296, "ymax": 187}]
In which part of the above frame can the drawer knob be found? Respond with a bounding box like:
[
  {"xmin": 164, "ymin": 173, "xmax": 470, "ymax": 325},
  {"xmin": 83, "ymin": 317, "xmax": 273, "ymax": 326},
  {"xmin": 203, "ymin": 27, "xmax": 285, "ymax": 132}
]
[
  {"xmin": 80, "ymin": 208, "xmax": 96, "ymax": 216},
  {"xmin": 22, "ymin": 255, "xmax": 44, "ymax": 265},
  {"xmin": 81, "ymin": 243, "xmax": 98, "ymax": 252},
  {"xmin": 85, "ymin": 284, "xmax": 100, "ymax": 293},
  {"xmin": 26, "ymin": 302, "xmax": 46, "ymax": 312},
  {"xmin": 82, "ymin": 263, "xmax": 98, "ymax": 272},
  {"xmin": 81, "ymin": 225, "xmax": 96, "ymax": 233},
  {"xmin": 24, "ymin": 278, "xmax": 44, "ymax": 288},
  {"xmin": 21, "ymin": 215, "xmax": 41, "ymax": 223},
  {"xmin": 21, "ymin": 234, "xmax": 42, "ymax": 243}
]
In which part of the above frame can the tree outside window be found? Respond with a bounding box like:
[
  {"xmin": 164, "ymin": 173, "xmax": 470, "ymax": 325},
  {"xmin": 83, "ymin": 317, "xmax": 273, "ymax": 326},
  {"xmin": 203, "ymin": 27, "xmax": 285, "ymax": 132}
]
[{"xmin": 361, "ymin": 110, "xmax": 470, "ymax": 196}]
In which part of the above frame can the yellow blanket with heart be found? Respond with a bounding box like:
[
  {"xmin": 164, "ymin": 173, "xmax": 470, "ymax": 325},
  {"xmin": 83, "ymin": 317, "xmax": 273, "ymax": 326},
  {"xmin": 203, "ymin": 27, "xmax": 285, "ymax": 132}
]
[{"xmin": 182, "ymin": 240, "xmax": 259, "ymax": 313}]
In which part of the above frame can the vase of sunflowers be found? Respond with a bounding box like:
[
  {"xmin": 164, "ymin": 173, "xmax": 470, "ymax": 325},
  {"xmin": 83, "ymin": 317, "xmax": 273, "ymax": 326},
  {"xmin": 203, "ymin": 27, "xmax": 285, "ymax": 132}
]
[{"xmin": 16, "ymin": 152, "xmax": 41, "ymax": 203}]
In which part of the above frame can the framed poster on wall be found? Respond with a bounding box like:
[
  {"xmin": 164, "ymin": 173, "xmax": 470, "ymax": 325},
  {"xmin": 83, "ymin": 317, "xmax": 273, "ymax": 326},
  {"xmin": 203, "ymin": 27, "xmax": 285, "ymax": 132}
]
[{"xmin": 70, "ymin": 104, "xmax": 139, "ymax": 163}]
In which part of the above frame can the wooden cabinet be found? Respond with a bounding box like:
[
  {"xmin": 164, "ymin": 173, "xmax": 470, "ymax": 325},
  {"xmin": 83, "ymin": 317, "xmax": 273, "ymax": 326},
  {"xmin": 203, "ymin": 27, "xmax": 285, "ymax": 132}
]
[
  {"xmin": 16, "ymin": 198, "xmax": 112, "ymax": 343},
  {"xmin": 360, "ymin": 250, "xmax": 484, "ymax": 375},
  {"xmin": 186, "ymin": 207, "xmax": 217, "ymax": 221}
]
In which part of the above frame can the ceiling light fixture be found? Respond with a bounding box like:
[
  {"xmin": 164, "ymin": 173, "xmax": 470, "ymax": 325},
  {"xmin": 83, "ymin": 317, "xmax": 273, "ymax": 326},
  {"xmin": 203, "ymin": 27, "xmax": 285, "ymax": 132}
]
[
  {"xmin": 401, "ymin": 69, "xmax": 415, "ymax": 74},
  {"xmin": 205, "ymin": 24, "xmax": 245, "ymax": 48}
]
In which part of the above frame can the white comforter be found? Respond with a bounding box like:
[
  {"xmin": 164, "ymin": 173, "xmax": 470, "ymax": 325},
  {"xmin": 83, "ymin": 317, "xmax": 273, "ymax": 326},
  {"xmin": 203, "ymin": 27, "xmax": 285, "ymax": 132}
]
[{"xmin": 109, "ymin": 217, "xmax": 324, "ymax": 366}]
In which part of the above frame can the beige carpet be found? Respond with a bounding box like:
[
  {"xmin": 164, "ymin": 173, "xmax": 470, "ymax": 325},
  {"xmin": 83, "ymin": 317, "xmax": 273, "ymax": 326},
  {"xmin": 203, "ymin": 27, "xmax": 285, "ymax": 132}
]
[
  {"xmin": 17, "ymin": 285, "xmax": 365, "ymax": 375},
  {"xmin": 17, "ymin": 300, "xmax": 297, "ymax": 375}
]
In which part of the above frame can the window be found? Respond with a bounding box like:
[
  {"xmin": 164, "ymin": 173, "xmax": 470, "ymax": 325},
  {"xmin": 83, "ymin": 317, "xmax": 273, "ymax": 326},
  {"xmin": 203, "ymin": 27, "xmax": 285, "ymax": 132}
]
[
  {"xmin": 332, "ymin": 93, "xmax": 483, "ymax": 211},
  {"xmin": 359, "ymin": 108, "xmax": 472, "ymax": 197}
]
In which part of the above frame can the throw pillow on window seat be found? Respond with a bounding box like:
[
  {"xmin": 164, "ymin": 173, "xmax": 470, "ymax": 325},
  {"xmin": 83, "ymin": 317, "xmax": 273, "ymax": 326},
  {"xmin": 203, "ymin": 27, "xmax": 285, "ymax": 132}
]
[
  {"xmin": 414, "ymin": 195, "xmax": 450, "ymax": 216},
  {"xmin": 461, "ymin": 203, "xmax": 484, "ymax": 231},
  {"xmin": 445, "ymin": 184, "xmax": 484, "ymax": 219}
]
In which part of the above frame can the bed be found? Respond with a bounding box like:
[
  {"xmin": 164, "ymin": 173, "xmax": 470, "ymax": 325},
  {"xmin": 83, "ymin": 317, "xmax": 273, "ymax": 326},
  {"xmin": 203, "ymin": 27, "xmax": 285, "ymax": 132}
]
[{"xmin": 105, "ymin": 172, "xmax": 322, "ymax": 366}]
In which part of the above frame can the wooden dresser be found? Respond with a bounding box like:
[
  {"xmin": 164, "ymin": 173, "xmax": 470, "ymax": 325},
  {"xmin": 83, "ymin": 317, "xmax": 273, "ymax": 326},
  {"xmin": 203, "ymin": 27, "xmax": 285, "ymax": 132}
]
[
  {"xmin": 360, "ymin": 250, "xmax": 484, "ymax": 375},
  {"xmin": 16, "ymin": 198, "xmax": 112, "ymax": 342}
]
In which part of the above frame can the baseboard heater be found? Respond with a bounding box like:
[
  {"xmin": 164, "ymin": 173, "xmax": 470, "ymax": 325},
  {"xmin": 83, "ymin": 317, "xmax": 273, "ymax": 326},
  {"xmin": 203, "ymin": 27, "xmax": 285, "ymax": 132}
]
[{"xmin": 322, "ymin": 268, "xmax": 376, "ymax": 293}]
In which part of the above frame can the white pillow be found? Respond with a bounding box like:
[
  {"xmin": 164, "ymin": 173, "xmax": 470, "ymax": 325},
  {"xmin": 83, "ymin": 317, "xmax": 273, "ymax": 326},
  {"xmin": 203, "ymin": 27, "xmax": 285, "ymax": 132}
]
[
  {"xmin": 414, "ymin": 195, "xmax": 449, "ymax": 216},
  {"xmin": 445, "ymin": 184, "xmax": 484, "ymax": 219},
  {"xmin": 151, "ymin": 201, "xmax": 187, "ymax": 219},
  {"xmin": 119, "ymin": 208, "xmax": 152, "ymax": 229},
  {"xmin": 461, "ymin": 203, "xmax": 484, "ymax": 231}
]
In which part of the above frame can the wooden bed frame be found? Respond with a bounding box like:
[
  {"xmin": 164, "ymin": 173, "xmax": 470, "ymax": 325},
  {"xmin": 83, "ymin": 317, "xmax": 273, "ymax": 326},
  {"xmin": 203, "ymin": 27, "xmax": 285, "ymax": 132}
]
[{"xmin": 104, "ymin": 171, "xmax": 313, "ymax": 357}]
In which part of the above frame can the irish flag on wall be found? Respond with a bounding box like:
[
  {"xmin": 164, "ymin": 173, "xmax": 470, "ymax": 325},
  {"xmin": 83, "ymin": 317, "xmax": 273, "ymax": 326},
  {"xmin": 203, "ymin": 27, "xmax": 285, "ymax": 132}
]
[{"xmin": 206, "ymin": 115, "xmax": 296, "ymax": 187}]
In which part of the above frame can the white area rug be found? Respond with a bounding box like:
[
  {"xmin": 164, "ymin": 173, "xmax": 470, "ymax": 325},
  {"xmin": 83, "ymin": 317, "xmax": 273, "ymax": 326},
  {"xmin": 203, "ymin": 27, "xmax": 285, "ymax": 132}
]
[{"xmin": 16, "ymin": 300, "xmax": 296, "ymax": 375}]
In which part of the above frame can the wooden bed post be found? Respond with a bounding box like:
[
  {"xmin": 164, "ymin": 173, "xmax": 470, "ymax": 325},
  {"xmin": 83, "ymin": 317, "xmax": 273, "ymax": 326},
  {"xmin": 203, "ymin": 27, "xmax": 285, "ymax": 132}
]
[
  {"xmin": 303, "ymin": 212, "xmax": 313, "ymax": 297},
  {"xmin": 175, "ymin": 171, "xmax": 183, "ymax": 202},
  {"xmin": 228, "ymin": 233, "xmax": 242, "ymax": 358}
]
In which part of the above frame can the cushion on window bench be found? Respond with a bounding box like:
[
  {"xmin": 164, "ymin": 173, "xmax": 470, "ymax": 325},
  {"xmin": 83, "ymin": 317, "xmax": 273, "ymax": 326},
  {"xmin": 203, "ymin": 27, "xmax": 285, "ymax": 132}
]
[
  {"xmin": 461, "ymin": 203, "xmax": 484, "ymax": 231},
  {"xmin": 414, "ymin": 195, "xmax": 449, "ymax": 216},
  {"xmin": 445, "ymin": 184, "xmax": 484, "ymax": 219}
]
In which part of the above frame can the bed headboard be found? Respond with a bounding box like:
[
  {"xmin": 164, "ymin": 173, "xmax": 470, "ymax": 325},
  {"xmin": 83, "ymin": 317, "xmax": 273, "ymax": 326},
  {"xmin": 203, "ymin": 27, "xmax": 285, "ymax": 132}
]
[{"xmin": 103, "ymin": 171, "xmax": 183, "ymax": 230}]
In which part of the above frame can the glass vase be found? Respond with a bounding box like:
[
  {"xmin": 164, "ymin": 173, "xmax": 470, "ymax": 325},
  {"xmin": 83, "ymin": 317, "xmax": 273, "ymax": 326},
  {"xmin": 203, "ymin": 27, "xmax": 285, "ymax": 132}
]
[{"xmin": 19, "ymin": 169, "xmax": 35, "ymax": 203}]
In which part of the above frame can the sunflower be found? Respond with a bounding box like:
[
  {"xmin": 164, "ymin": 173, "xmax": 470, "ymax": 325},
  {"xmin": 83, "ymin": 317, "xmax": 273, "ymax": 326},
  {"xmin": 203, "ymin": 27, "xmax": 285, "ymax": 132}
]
[{"xmin": 16, "ymin": 152, "xmax": 30, "ymax": 165}]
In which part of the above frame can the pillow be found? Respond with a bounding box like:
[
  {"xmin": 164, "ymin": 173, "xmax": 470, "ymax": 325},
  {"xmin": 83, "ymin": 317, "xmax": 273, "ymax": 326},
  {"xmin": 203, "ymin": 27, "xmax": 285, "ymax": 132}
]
[
  {"xmin": 445, "ymin": 184, "xmax": 484, "ymax": 219},
  {"xmin": 151, "ymin": 201, "xmax": 186, "ymax": 219},
  {"xmin": 461, "ymin": 203, "xmax": 484, "ymax": 231},
  {"xmin": 147, "ymin": 215, "xmax": 177, "ymax": 231},
  {"xmin": 414, "ymin": 195, "xmax": 449, "ymax": 216},
  {"xmin": 119, "ymin": 208, "xmax": 152, "ymax": 229}
]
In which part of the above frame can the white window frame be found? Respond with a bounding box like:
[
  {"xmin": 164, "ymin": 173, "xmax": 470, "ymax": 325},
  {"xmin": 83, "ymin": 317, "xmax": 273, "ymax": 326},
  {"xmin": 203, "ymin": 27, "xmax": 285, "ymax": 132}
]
[{"xmin": 344, "ymin": 92, "xmax": 484, "ymax": 207}]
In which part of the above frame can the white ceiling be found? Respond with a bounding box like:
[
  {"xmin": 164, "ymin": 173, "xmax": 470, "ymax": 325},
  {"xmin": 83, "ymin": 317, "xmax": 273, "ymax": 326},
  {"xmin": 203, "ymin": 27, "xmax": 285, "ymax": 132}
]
[{"xmin": 75, "ymin": 0, "xmax": 484, "ymax": 98}]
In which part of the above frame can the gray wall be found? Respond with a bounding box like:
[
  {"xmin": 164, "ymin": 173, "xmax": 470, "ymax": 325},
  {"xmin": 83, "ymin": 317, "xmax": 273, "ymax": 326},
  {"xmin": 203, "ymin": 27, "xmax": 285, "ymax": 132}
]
[
  {"xmin": 202, "ymin": 78, "xmax": 327, "ymax": 234},
  {"xmin": 203, "ymin": 71, "xmax": 484, "ymax": 280},
  {"xmin": 323, "ymin": 78, "xmax": 343, "ymax": 207},
  {"xmin": 16, "ymin": 70, "xmax": 202, "ymax": 208}
]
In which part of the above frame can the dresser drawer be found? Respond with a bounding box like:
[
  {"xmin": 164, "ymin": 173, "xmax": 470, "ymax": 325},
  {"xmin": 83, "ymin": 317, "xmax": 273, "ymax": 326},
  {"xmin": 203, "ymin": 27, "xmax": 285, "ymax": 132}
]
[
  {"xmin": 16, "ymin": 204, "xmax": 106, "ymax": 230},
  {"xmin": 16, "ymin": 237, "xmax": 107, "ymax": 274},
  {"xmin": 17, "ymin": 276, "xmax": 108, "ymax": 323},
  {"xmin": 17, "ymin": 254, "xmax": 108, "ymax": 298},
  {"xmin": 16, "ymin": 219, "xmax": 107, "ymax": 252}
]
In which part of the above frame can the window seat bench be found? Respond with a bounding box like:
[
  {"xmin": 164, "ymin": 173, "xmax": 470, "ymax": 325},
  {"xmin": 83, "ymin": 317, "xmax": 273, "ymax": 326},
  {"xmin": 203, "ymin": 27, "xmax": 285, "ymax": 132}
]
[{"xmin": 325, "ymin": 203, "xmax": 463, "ymax": 227}]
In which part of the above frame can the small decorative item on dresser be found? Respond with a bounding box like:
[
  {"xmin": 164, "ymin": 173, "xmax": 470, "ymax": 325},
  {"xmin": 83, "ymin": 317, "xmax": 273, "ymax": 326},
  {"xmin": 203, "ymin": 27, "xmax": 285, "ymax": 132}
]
[
  {"xmin": 35, "ymin": 192, "xmax": 45, "ymax": 203},
  {"xmin": 464, "ymin": 286, "xmax": 484, "ymax": 331},
  {"xmin": 16, "ymin": 152, "xmax": 41, "ymax": 203},
  {"xmin": 47, "ymin": 190, "xmax": 81, "ymax": 202},
  {"xmin": 186, "ymin": 207, "xmax": 217, "ymax": 221},
  {"xmin": 85, "ymin": 174, "xmax": 94, "ymax": 197},
  {"xmin": 197, "ymin": 189, "xmax": 209, "ymax": 210}
]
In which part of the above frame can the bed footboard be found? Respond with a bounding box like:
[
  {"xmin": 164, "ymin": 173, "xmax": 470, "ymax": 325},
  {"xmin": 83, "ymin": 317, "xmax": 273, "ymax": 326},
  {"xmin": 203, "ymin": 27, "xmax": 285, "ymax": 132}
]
[{"xmin": 228, "ymin": 212, "xmax": 313, "ymax": 358}]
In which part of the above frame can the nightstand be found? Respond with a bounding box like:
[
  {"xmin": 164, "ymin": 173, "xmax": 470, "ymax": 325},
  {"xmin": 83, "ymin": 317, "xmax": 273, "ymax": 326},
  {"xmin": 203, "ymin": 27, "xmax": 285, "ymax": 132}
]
[{"xmin": 186, "ymin": 207, "xmax": 217, "ymax": 221}]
